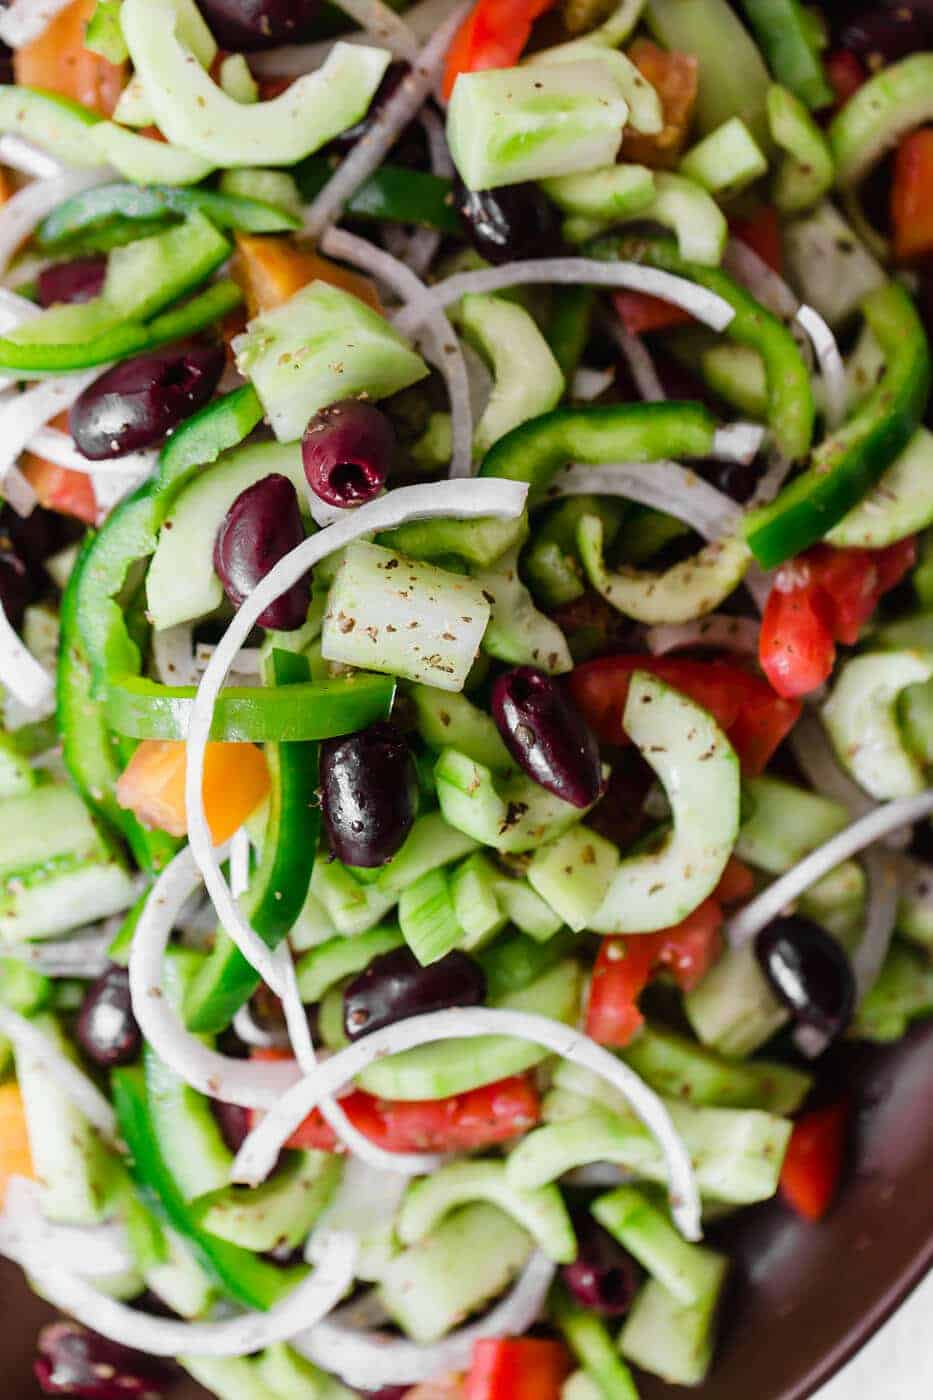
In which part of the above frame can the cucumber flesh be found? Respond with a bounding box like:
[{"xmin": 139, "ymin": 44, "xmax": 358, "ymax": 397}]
[
  {"xmin": 196, "ymin": 1150, "xmax": 341, "ymax": 1252},
  {"xmin": 436, "ymin": 748, "xmax": 598, "ymax": 854},
  {"xmin": 456, "ymin": 293, "xmax": 565, "ymax": 456},
  {"xmin": 296, "ymin": 925, "xmax": 403, "ymax": 1004},
  {"xmin": 823, "ymin": 651, "xmax": 933, "ymax": 800},
  {"xmin": 471, "ymin": 544, "xmax": 572, "ymax": 675},
  {"xmin": 737, "ymin": 774, "xmax": 848, "ymax": 874},
  {"xmin": 619, "ymin": 1022, "xmax": 811, "ymax": 1115},
  {"xmin": 409, "ymin": 684, "xmax": 514, "ymax": 773},
  {"xmin": 685, "ymin": 942, "xmax": 788, "ymax": 1057},
  {"xmin": 853, "ymin": 941, "xmax": 933, "ymax": 1042},
  {"xmin": 828, "ymin": 427, "xmax": 933, "ymax": 549},
  {"xmin": 592, "ymin": 1185, "xmax": 715, "ymax": 1306},
  {"xmin": 619, "ymin": 1246, "xmax": 728, "ymax": 1386},
  {"xmin": 528, "ymin": 825, "xmax": 620, "ymax": 932}
]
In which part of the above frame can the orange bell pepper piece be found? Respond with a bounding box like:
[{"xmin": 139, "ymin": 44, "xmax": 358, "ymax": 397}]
[
  {"xmin": 233, "ymin": 234, "xmax": 383, "ymax": 317},
  {"xmin": 891, "ymin": 128, "xmax": 933, "ymax": 264},
  {"xmin": 116, "ymin": 740, "xmax": 270, "ymax": 844},
  {"xmin": 621, "ymin": 39, "xmax": 699, "ymax": 170},
  {"xmin": 14, "ymin": 0, "xmax": 125, "ymax": 117},
  {"xmin": 0, "ymin": 1082, "xmax": 35, "ymax": 1207}
]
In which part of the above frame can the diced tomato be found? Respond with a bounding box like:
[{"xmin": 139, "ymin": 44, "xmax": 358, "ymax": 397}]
[
  {"xmin": 0, "ymin": 1082, "xmax": 34, "ymax": 1207},
  {"xmin": 441, "ymin": 0, "xmax": 558, "ymax": 101},
  {"xmin": 759, "ymin": 540, "xmax": 916, "ymax": 699},
  {"xmin": 824, "ymin": 49, "xmax": 867, "ymax": 111},
  {"xmin": 568, "ymin": 655, "xmax": 801, "ymax": 776},
  {"xmin": 116, "ymin": 740, "xmax": 270, "ymax": 844},
  {"xmin": 233, "ymin": 234, "xmax": 383, "ymax": 317},
  {"xmin": 714, "ymin": 855, "xmax": 756, "ymax": 907},
  {"xmin": 279, "ymin": 1077, "xmax": 541, "ymax": 1154},
  {"xmin": 780, "ymin": 1100, "xmax": 849, "ymax": 1222},
  {"xmin": 466, "ymin": 1338, "xmax": 572, "ymax": 1400},
  {"xmin": 613, "ymin": 289, "xmax": 692, "ymax": 337},
  {"xmin": 891, "ymin": 128, "xmax": 933, "ymax": 263},
  {"xmin": 20, "ymin": 454, "xmax": 97, "ymax": 525},
  {"xmin": 730, "ymin": 205, "xmax": 783, "ymax": 275},
  {"xmin": 621, "ymin": 39, "xmax": 698, "ymax": 170},
  {"xmin": 13, "ymin": 0, "xmax": 125, "ymax": 116}
]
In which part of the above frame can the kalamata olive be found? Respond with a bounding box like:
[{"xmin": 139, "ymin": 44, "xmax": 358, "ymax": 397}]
[
  {"xmin": 210, "ymin": 1098, "xmax": 252, "ymax": 1154},
  {"xmin": 196, "ymin": 0, "xmax": 319, "ymax": 49},
  {"xmin": 37, "ymin": 256, "xmax": 107, "ymax": 308},
  {"xmin": 302, "ymin": 399, "xmax": 394, "ymax": 507},
  {"xmin": 453, "ymin": 176, "xmax": 565, "ymax": 266},
  {"xmin": 0, "ymin": 535, "xmax": 32, "ymax": 632},
  {"xmin": 840, "ymin": 5, "xmax": 931, "ymax": 63},
  {"xmin": 76, "ymin": 966, "xmax": 141, "ymax": 1068},
  {"xmin": 561, "ymin": 1211, "xmax": 643, "ymax": 1317},
  {"xmin": 328, "ymin": 61, "xmax": 410, "ymax": 154},
  {"xmin": 756, "ymin": 916, "xmax": 856, "ymax": 1039},
  {"xmin": 492, "ymin": 666, "xmax": 604, "ymax": 808},
  {"xmin": 69, "ymin": 343, "xmax": 225, "ymax": 459},
  {"xmin": 696, "ymin": 455, "xmax": 767, "ymax": 504},
  {"xmin": 35, "ymin": 1321, "xmax": 171, "ymax": 1399},
  {"xmin": 320, "ymin": 721, "xmax": 418, "ymax": 866},
  {"xmin": 344, "ymin": 945, "xmax": 486, "ymax": 1040},
  {"xmin": 0, "ymin": 503, "xmax": 73, "ymax": 630},
  {"xmin": 213, "ymin": 473, "xmax": 310, "ymax": 631}
]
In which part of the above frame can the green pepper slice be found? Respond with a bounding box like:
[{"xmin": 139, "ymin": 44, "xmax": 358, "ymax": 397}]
[
  {"xmin": 744, "ymin": 281, "xmax": 931, "ymax": 568},
  {"xmin": 156, "ymin": 385, "xmax": 264, "ymax": 500},
  {"xmin": 111, "ymin": 1065, "xmax": 306, "ymax": 1309},
  {"xmin": 547, "ymin": 286, "xmax": 595, "ymax": 385},
  {"xmin": 185, "ymin": 650, "xmax": 322, "ymax": 1034},
  {"xmin": 739, "ymin": 0, "xmax": 833, "ymax": 111},
  {"xmin": 296, "ymin": 158, "xmax": 460, "ymax": 233},
  {"xmin": 590, "ymin": 234, "xmax": 815, "ymax": 462}
]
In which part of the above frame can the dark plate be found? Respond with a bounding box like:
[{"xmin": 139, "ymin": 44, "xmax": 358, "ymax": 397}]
[{"xmin": 5, "ymin": 1022, "xmax": 932, "ymax": 1400}]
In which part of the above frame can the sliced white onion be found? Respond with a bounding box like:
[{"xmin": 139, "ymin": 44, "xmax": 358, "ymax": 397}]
[
  {"xmin": 0, "ymin": 0, "xmax": 75, "ymax": 45},
  {"xmin": 232, "ymin": 1003, "xmax": 291, "ymax": 1051},
  {"xmin": 404, "ymin": 226, "xmax": 442, "ymax": 278},
  {"xmin": 0, "ymin": 285, "xmax": 41, "ymax": 330},
  {"xmin": 195, "ymin": 643, "xmax": 261, "ymax": 678},
  {"xmin": 1, "ymin": 927, "xmax": 114, "ymax": 978},
  {"xmin": 394, "ymin": 260, "xmax": 736, "ymax": 340},
  {"xmin": 0, "ymin": 134, "xmax": 64, "ymax": 180},
  {"xmin": 17, "ymin": 1230, "xmax": 357, "ymax": 1358},
  {"xmin": 248, "ymin": 0, "xmax": 463, "ymax": 74},
  {"xmin": 0, "ymin": 464, "xmax": 38, "ymax": 517},
  {"xmin": 712, "ymin": 421, "xmax": 766, "ymax": 466},
  {"xmin": 0, "ymin": 596, "xmax": 55, "ymax": 710},
  {"xmin": 1, "ymin": 1177, "xmax": 134, "ymax": 1280},
  {"xmin": 302, "ymin": 2, "xmax": 470, "ymax": 238},
  {"xmin": 646, "ymin": 614, "xmax": 760, "ymax": 658},
  {"xmin": 789, "ymin": 710, "xmax": 876, "ymax": 822},
  {"xmin": 0, "ymin": 1005, "xmax": 118, "ymax": 1141},
  {"xmin": 152, "ymin": 626, "xmax": 200, "ymax": 687},
  {"xmin": 851, "ymin": 847, "xmax": 900, "ymax": 1004},
  {"xmin": 0, "ymin": 371, "xmax": 104, "ymax": 488},
  {"xmin": 796, "ymin": 305, "xmax": 847, "ymax": 431},
  {"xmin": 549, "ymin": 462, "xmax": 740, "ymax": 543},
  {"xmin": 232, "ymin": 1005, "xmax": 701, "ymax": 1242},
  {"xmin": 723, "ymin": 236, "xmax": 800, "ymax": 322},
  {"xmin": 331, "ymin": 0, "xmax": 418, "ymax": 56},
  {"xmin": 572, "ymin": 366, "xmax": 615, "ymax": 402},
  {"xmin": 610, "ymin": 323, "xmax": 666, "ymax": 403},
  {"xmin": 321, "ymin": 226, "xmax": 472, "ymax": 478},
  {"xmin": 727, "ymin": 792, "xmax": 933, "ymax": 949},
  {"xmin": 297, "ymin": 1250, "xmax": 556, "ymax": 1389},
  {"xmin": 25, "ymin": 426, "xmax": 158, "ymax": 481},
  {"xmin": 0, "ymin": 169, "xmax": 113, "ymax": 278}
]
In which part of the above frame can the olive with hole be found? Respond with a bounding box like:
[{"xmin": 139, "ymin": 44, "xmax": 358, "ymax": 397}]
[{"xmin": 302, "ymin": 398, "xmax": 394, "ymax": 507}]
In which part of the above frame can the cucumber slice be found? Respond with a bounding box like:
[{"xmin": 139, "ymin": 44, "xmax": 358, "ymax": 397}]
[
  {"xmin": 0, "ymin": 86, "xmax": 102, "ymax": 168},
  {"xmin": 590, "ymin": 673, "xmax": 740, "ymax": 933},
  {"xmin": 495, "ymin": 874, "xmax": 565, "ymax": 940},
  {"xmin": 356, "ymin": 960, "xmax": 582, "ymax": 1099},
  {"xmin": 219, "ymin": 54, "xmax": 258, "ymax": 104},
  {"xmin": 767, "ymin": 84, "xmax": 834, "ymax": 214},
  {"xmin": 145, "ymin": 1225, "xmax": 215, "ymax": 1320},
  {"xmin": 737, "ymin": 775, "xmax": 848, "ymax": 873},
  {"xmin": 196, "ymin": 1150, "xmax": 340, "ymax": 1252},
  {"xmin": 619, "ymin": 1246, "xmax": 728, "ymax": 1386},
  {"xmin": 236, "ymin": 281, "xmax": 428, "ymax": 444},
  {"xmin": 471, "ymin": 544, "xmax": 572, "ymax": 675},
  {"xmin": 593, "ymin": 1185, "xmax": 718, "ymax": 1306},
  {"xmin": 296, "ymin": 925, "xmax": 403, "ymax": 1004},
  {"xmin": 543, "ymin": 163, "xmax": 656, "ymax": 227},
  {"xmin": 450, "ymin": 852, "xmax": 509, "ymax": 949},
  {"xmin": 321, "ymin": 542, "xmax": 490, "ymax": 693},
  {"xmin": 90, "ymin": 123, "xmax": 215, "ymax": 186},
  {"xmin": 528, "ymin": 45, "xmax": 663, "ymax": 136},
  {"xmin": 0, "ymin": 784, "xmax": 105, "ymax": 875},
  {"xmin": 554, "ymin": 1297, "xmax": 639, "ymax": 1400},
  {"xmin": 374, "ymin": 809, "xmax": 481, "ymax": 896},
  {"xmin": 86, "ymin": 0, "xmax": 129, "ymax": 64},
  {"xmin": 528, "ymin": 825, "xmax": 620, "ymax": 932},
  {"xmin": 378, "ymin": 1202, "xmax": 532, "ymax": 1343},
  {"xmin": 410, "ymin": 684, "xmax": 513, "ymax": 773},
  {"xmin": 436, "ymin": 748, "xmax": 599, "ymax": 854},
  {"xmin": 399, "ymin": 867, "xmax": 464, "ymax": 965},
  {"xmin": 680, "ymin": 118, "xmax": 768, "ymax": 199},
  {"xmin": 379, "ymin": 512, "xmax": 528, "ymax": 569},
  {"xmin": 456, "ymin": 293, "xmax": 565, "ymax": 456},
  {"xmin": 397, "ymin": 1160, "xmax": 576, "ymax": 1263},
  {"xmin": 146, "ymin": 1042, "xmax": 234, "ymax": 1203},
  {"xmin": 827, "ymin": 427, "xmax": 933, "ymax": 549},
  {"xmin": 829, "ymin": 52, "xmax": 933, "ymax": 189},
  {"xmin": 853, "ymin": 940, "xmax": 933, "ymax": 1042},
  {"xmin": 180, "ymin": 1357, "xmax": 281, "ymax": 1400},
  {"xmin": 783, "ymin": 201, "xmax": 885, "ymax": 328},
  {"xmin": 123, "ymin": 0, "xmax": 390, "ymax": 167},
  {"xmin": 220, "ymin": 168, "xmax": 302, "ymax": 221},
  {"xmin": 619, "ymin": 1023, "xmax": 811, "ymax": 1115},
  {"xmin": 477, "ymin": 927, "xmax": 578, "ymax": 1002},
  {"xmin": 257, "ymin": 1345, "xmax": 349, "ymax": 1400},
  {"xmin": 685, "ymin": 942, "xmax": 787, "ymax": 1057},
  {"xmin": 823, "ymin": 651, "xmax": 933, "ymax": 800},
  {"xmin": 447, "ymin": 60, "xmax": 629, "ymax": 191},
  {"xmin": 146, "ymin": 440, "xmax": 305, "ymax": 631},
  {"xmin": 310, "ymin": 859, "xmax": 396, "ymax": 937}
]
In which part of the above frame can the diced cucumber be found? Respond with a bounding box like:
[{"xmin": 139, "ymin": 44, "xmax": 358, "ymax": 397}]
[
  {"xmin": 456, "ymin": 293, "xmax": 565, "ymax": 455},
  {"xmin": 112, "ymin": 75, "xmax": 153, "ymax": 127},
  {"xmin": 85, "ymin": 0, "xmax": 130, "ymax": 64},
  {"xmin": 236, "ymin": 282, "xmax": 427, "ymax": 443},
  {"xmin": 15, "ymin": 1013, "xmax": 121, "ymax": 1224},
  {"xmin": 574, "ymin": 171, "xmax": 729, "ymax": 265},
  {"xmin": 90, "ymin": 123, "xmax": 215, "ymax": 186},
  {"xmin": 478, "ymin": 927, "xmax": 578, "ymax": 1002},
  {"xmin": 380, "ymin": 511, "xmax": 528, "ymax": 571},
  {"xmin": 375, "ymin": 810, "xmax": 481, "ymax": 896},
  {"xmin": 528, "ymin": 826, "xmax": 620, "ymax": 932},
  {"xmin": 146, "ymin": 440, "xmax": 305, "ymax": 631},
  {"xmin": 767, "ymin": 84, "xmax": 834, "ymax": 214},
  {"xmin": 828, "ymin": 428, "xmax": 933, "ymax": 549},
  {"xmin": 436, "ymin": 748, "xmax": 597, "ymax": 854},
  {"xmin": 528, "ymin": 45, "xmax": 663, "ymax": 136},
  {"xmin": 180, "ymin": 1356, "xmax": 281, "ymax": 1400},
  {"xmin": 496, "ymin": 874, "xmax": 565, "ymax": 940},
  {"xmin": 853, "ymin": 941, "xmax": 933, "ymax": 1042},
  {"xmin": 220, "ymin": 168, "xmax": 302, "ymax": 221},
  {"xmin": 399, "ymin": 867, "xmax": 465, "ymax": 965},
  {"xmin": 145, "ymin": 1041, "xmax": 234, "ymax": 1204},
  {"xmin": 378, "ymin": 1202, "xmax": 533, "ymax": 1343},
  {"xmin": 799, "ymin": 860, "xmax": 866, "ymax": 942},
  {"xmin": 590, "ymin": 673, "xmax": 740, "ymax": 932},
  {"xmin": 0, "ymin": 737, "xmax": 36, "ymax": 799},
  {"xmin": 356, "ymin": 960, "xmax": 582, "ymax": 1099},
  {"xmin": 146, "ymin": 1226, "xmax": 215, "ymax": 1319},
  {"xmin": 296, "ymin": 925, "xmax": 403, "ymax": 1004},
  {"xmin": 450, "ymin": 852, "xmax": 509, "ymax": 949},
  {"xmin": 447, "ymin": 60, "xmax": 629, "ymax": 191},
  {"xmin": 196, "ymin": 1150, "xmax": 340, "ymax": 1252},
  {"xmin": 685, "ymin": 942, "xmax": 787, "ymax": 1057},
  {"xmin": 593, "ymin": 1185, "xmax": 715, "ymax": 1305},
  {"xmin": 619, "ymin": 1246, "xmax": 728, "ymax": 1386},
  {"xmin": 471, "ymin": 544, "xmax": 572, "ymax": 675},
  {"xmin": 737, "ymin": 775, "xmax": 849, "ymax": 873},
  {"xmin": 895, "ymin": 859, "xmax": 933, "ymax": 952},
  {"xmin": 543, "ymin": 163, "xmax": 656, "ymax": 226},
  {"xmin": 553, "ymin": 1294, "xmax": 640, "ymax": 1400},
  {"xmin": 680, "ymin": 118, "xmax": 768, "ymax": 199},
  {"xmin": 783, "ymin": 201, "xmax": 885, "ymax": 328},
  {"xmin": 620, "ymin": 1023, "xmax": 811, "ymax": 1115},
  {"xmin": 309, "ymin": 860, "xmax": 396, "ymax": 937},
  {"xmin": 257, "ymin": 1345, "xmax": 350, "ymax": 1400},
  {"xmin": 0, "ymin": 783, "xmax": 112, "ymax": 877},
  {"xmin": 823, "ymin": 651, "xmax": 933, "ymax": 800},
  {"xmin": 397, "ymin": 1160, "xmax": 575, "ymax": 1262},
  {"xmin": 219, "ymin": 53, "xmax": 259, "ymax": 104},
  {"xmin": 0, "ymin": 86, "xmax": 102, "ymax": 168},
  {"xmin": 321, "ymin": 542, "xmax": 489, "ymax": 693}
]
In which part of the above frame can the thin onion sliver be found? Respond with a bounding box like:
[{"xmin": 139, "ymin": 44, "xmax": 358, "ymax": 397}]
[
  {"xmin": 0, "ymin": 1006, "xmax": 118, "ymax": 1141},
  {"xmin": 0, "ymin": 597, "xmax": 55, "ymax": 710},
  {"xmin": 646, "ymin": 615, "xmax": 760, "ymax": 658},
  {"xmin": 549, "ymin": 462, "xmax": 740, "ymax": 542},
  {"xmin": 797, "ymin": 305, "xmax": 847, "ymax": 431}
]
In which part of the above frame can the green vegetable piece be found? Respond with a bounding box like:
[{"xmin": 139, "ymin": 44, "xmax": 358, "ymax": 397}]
[
  {"xmin": 542, "ymin": 162, "xmax": 656, "ymax": 227},
  {"xmin": 0, "ymin": 734, "xmax": 36, "ymax": 799},
  {"xmin": 296, "ymin": 925, "xmax": 403, "ymax": 1004},
  {"xmin": 123, "ymin": 0, "xmax": 391, "ymax": 166},
  {"xmin": 86, "ymin": 0, "xmax": 129, "ymax": 63},
  {"xmin": 145, "ymin": 1043, "xmax": 234, "ymax": 1204},
  {"xmin": 378, "ymin": 512, "xmax": 528, "ymax": 570},
  {"xmin": 90, "ymin": 123, "xmax": 215, "ymax": 186},
  {"xmin": 740, "ymin": 0, "xmax": 833, "ymax": 110},
  {"xmin": 236, "ymin": 281, "xmax": 428, "ymax": 444},
  {"xmin": 447, "ymin": 60, "xmax": 629, "ymax": 191},
  {"xmin": 853, "ymin": 941, "xmax": 933, "ymax": 1042},
  {"xmin": 553, "ymin": 1292, "xmax": 640, "ymax": 1400},
  {"xmin": 529, "ymin": 43, "xmax": 663, "ymax": 134},
  {"xmin": 180, "ymin": 1357, "xmax": 281, "ymax": 1400},
  {"xmin": 570, "ymin": 171, "xmax": 729, "ymax": 265},
  {"xmin": 456, "ymin": 292, "xmax": 565, "ymax": 456},
  {"xmin": 195, "ymin": 1150, "xmax": 341, "ymax": 1252},
  {"xmin": 680, "ymin": 118, "xmax": 769, "ymax": 199},
  {"xmin": 219, "ymin": 53, "xmax": 259, "ymax": 104},
  {"xmin": 822, "ymin": 651, "xmax": 933, "ymax": 801},
  {"xmin": 767, "ymin": 84, "xmax": 834, "ymax": 213},
  {"xmin": 472, "ymin": 544, "xmax": 572, "ymax": 674},
  {"xmin": 737, "ymin": 774, "xmax": 848, "ymax": 873},
  {"xmin": 828, "ymin": 426, "xmax": 933, "ymax": 549},
  {"xmin": 256, "ymin": 1345, "xmax": 348, "ymax": 1400},
  {"xmin": 38, "ymin": 184, "xmax": 299, "ymax": 252},
  {"xmin": 374, "ymin": 809, "xmax": 481, "ymax": 897},
  {"xmin": 744, "ymin": 282, "xmax": 931, "ymax": 568},
  {"xmin": 399, "ymin": 867, "xmax": 465, "ymax": 965},
  {"xmin": 0, "ymin": 86, "xmax": 101, "ymax": 167},
  {"xmin": 155, "ymin": 385, "xmax": 264, "ymax": 502},
  {"xmin": 593, "ymin": 1185, "xmax": 717, "ymax": 1304},
  {"xmin": 685, "ymin": 942, "xmax": 787, "ymax": 1057},
  {"xmin": 397, "ymin": 1160, "xmax": 576, "ymax": 1262},
  {"xmin": 619, "ymin": 1242, "xmax": 728, "ymax": 1385},
  {"xmin": 620, "ymin": 1022, "xmax": 811, "ymax": 1115},
  {"xmin": 0, "ymin": 959, "xmax": 50, "ymax": 1015},
  {"xmin": 219, "ymin": 168, "xmax": 301, "ymax": 220},
  {"xmin": 547, "ymin": 284, "xmax": 595, "ymax": 385},
  {"xmin": 527, "ymin": 825, "xmax": 620, "ymax": 932},
  {"xmin": 409, "ymin": 684, "xmax": 513, "ymax": 772},
  {"xmin": 435, "ymin": 748, "xmax": 598, "ymax": 854},
  {"xmin": 829, "ymin": 53, "xmax": 933, "ymax": 188},
  {"xmin": 449, "ymin": 852, "xmax": 509, "ymax": 949},
  {"xmin": 296, "ymin": 158, "xmax": 460, "ymax": 234},
  {"xmin": 477, "ymin": 927, "xmax": 578, "ymax": 1003}
]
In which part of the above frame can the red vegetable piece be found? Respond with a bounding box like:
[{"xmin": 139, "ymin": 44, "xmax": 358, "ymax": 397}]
[
  {"xmin": 442, "ymin": 0, "xmax": 557, "ymax": 101},
  {"xmin": 780, "ymin": 1100, "xmax": 849, "ymax": 1222},
  {"xmin": 466, "ymin": 1338, "xmax": 572, "ymax": 1400},
  {"xmin": 824, "ymin": 49, "xmax": 867, "ymax": 110}
]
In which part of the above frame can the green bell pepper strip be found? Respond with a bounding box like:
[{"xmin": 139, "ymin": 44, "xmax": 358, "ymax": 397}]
[
  {"xmin": 107, "ymin": 890, "xmax": 149, "ymax": 967},
  {"xmin": 296, "ymin": 157, "xmax": 460, "ymax": 234},
  {"xmin": 478, "ymin": 401, "xmax": 718, "ymax": 497},
  {"xmin": 155, "ymin": 385, "xmax": 264, "ymax": 500},
  {"xmin": 37, "ymin": 182, "xmax": 301, "ymax": 252},
  {"xmin": 59, "ymin": 534, "xmax": 179, "ymax": 875},
  {"xmin": 111, "ymin": 1065, "xmax": 306, "ymax": 1309},
  {"xmin": 105, "ymin": 672, "xmax": 395, "ymax": 743},
  {"xmin": 829, "ymin": 54, "xmax": 933, "ymax": 189},
  {"xmin": 739, "ymin": 0, "xmax": 833, "ymax": 110},
  {"xmin": 590, "ymin": 235, "xmax": 815, "ymax": 462},
  {"xmin": 547, "ymin": 286, "xmax": 595, "ymax": 386},
  {"xmin": 185, "ymin": 650, "xmax": 322, "ymax": 1034},
  {"xmin": 744, "ymin": 282, "xmax": 932, "ymax": 569}
]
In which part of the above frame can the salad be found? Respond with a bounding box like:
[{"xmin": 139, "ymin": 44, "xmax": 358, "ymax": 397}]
[{"xmin": 0, "ymin": 0, "xmax": 932, "ymax": 1396}]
